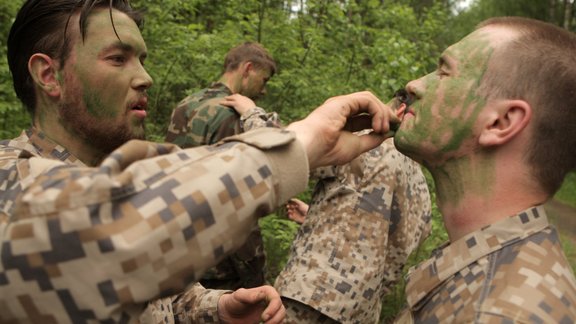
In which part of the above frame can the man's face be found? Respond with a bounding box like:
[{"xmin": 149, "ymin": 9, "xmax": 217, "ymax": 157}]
[
  {"xmin": 241, "ymin": 67, "xmax": 271, "ymax": 100},
  {"xmin": 394, "ymin": 27, "xmax": 515, "ymax": 166},
  {"xmin": 58, "ymin": 8, "xmax": 152, "ymax": 154}
]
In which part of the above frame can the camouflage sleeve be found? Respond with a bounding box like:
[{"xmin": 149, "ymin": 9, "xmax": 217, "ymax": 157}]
[
  {"xmin": 141, "ymin": 282, "xmax": 227, "ymax": 323},
  {"xmin": 165, "ymin": 98, "xmax": 240, "ymax": 147},
  {"xmin": 239, "ymin": 107, "xmax": 282, "ymax": 132},
  {"xmin": 3, "ymin": 128, "xmax": 308, "ymax": 322}
]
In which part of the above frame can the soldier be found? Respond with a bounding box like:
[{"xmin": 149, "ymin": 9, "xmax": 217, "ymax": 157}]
[
  {"xmin": 394, "ymin": 17, "xmax": 576, "ymax": 322},
  {"xmin": 165, "ymin": 41, "xmax": 279, "ymax": 147},
  {"xmin": 276, "ymin": 136, "xmax": 432, "ymax": 324},
  {"xmin": 272, "ymin": 96, "xmax": 432, "ymax": 324},
  {"xmin": 0, "ymin": 0, "xmax": 400, "ymax": 322},
  {"xmin": 165, "ymin": 42, "xmax": 279, "ymax": 291}
]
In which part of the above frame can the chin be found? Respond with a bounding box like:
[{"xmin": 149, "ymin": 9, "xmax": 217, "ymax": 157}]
[{"xmin": 130, "ymin": 125, "xmax": 147, "ymax": 141}]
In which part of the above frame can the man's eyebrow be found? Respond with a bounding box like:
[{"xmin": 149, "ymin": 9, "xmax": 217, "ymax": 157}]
[
  {"xmin": 438, "ymin": 55, "xmax": 447, "ymax": 68},
  {"xmin": 438, "ymin": 53, "xmax": 455, "ymax": 70},
  {"xmin": 102, "ymin": 40, "xmax": 147, "ymax": 58}
]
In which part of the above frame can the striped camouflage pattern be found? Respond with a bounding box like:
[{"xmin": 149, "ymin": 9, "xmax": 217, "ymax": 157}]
[
  {"xmin": 0, "ymin": 127, "xmax": 308, "ymax": 323},
  {"xmin": 275, "ymin": 138, "xmax": 432, "ymax": 323},
  {"xmin": 165, "ymin": 83, "xmax": 280, "ymax": 290},
  {"xmin": 399, "ymin": 205, "xmax": 576, "ymax": 323}
]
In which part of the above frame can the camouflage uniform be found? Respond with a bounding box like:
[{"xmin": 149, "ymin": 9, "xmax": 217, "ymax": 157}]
[
  {"xmin": 275, "ymin": 138, "xmax": 432, "ymax": 323},
  {"xmin": 165, "ymin": 82, "xmax": 280, "ymax": 147},
  {"xmin": 397, "ymin": 205, "xmax": 576, "ymax": 323},
  {"xmin": 0, "ymin": 126, "xmax": 308, "ymax": 323},
  {"xmin": 165, "ymin": 82, "xmax": 280, "ymax": 290}
]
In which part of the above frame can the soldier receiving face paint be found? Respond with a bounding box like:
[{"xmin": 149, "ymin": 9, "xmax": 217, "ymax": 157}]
[{"xmin": 394, "ymin": 17, "xmax": 576, "ymax": 323}]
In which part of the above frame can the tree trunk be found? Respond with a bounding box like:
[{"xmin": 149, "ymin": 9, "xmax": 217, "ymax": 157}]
[
  {"xmin": 549, "ymin": 0, "xmax": 557, "ymax": 23},
  {"xmin": 564, "ymin": 0, "xmax": 574, "ymax": 29}
]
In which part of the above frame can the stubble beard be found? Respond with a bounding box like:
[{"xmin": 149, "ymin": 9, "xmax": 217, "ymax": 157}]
[{"xmin": 59, "ymin": 100, "xmax": 146, "ymax": 158}]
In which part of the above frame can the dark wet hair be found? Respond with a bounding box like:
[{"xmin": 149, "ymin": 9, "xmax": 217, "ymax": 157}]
[{"xmin": 7, "ymin": 0, "xmax": 143, "ymax": 116}]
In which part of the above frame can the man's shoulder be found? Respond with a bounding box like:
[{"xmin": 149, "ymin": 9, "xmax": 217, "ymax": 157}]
[
  {"xmin": 176, "ymin": 89, "xmax": 234, "ymax": 118},
  {"xmin": 478, "ymin": 233, "xmax": 576, "ymax": 321},
  {"xmin": 178, "ymin": 83, "xmax": 232, "ymax": 109}
]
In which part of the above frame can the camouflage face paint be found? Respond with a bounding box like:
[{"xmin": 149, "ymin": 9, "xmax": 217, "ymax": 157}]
[
  {"xmin": 57, "ymin": 8, "xmax": 151, "ymax": 160},
  {"xmin": 394, "ymin": 29, "xmax": 502, "ymax": 205},
  {"xmin": 395, "ymin": 29, "xmax": 495, "ymax": 163}
]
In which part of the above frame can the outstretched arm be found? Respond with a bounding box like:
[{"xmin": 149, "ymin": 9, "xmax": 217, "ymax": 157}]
[{"xmin": 3, "ymin": 91, "xmax": 396, "ymax": 322}]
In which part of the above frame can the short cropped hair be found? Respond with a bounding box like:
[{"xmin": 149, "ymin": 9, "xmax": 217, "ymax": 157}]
[
  {"xmin": 478, "ymin": 17, "xmax": 576, "ymax": 194},
  {"xmin": 223, "ymin": 42, "xmax": 277, "ymax": 76}
]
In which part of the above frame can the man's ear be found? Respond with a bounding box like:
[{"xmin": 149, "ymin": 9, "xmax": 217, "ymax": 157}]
[
  {"xmin": 241, "ymin": 61, "xmax": 253, "ymax": 78},
  {"xmin": 478, "ymin": 100, "xmax": 532, "ymax": 147},
  {"xmin": 28, "ymin": 53, "xmax": 61, "ymax": 97}
]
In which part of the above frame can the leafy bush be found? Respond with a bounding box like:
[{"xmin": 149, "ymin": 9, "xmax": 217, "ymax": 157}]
[
  {"xmin": 556, "ymin": 171, "xmax": 576, "ymax": 209},
  {"xmin": 259, "ymin": 212, "xmax": 300, "ymax": 284}
]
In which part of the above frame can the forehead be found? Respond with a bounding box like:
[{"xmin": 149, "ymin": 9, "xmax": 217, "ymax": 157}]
[
  {"xmin": 70, "ymin": 8, "xmax": 146, "ymax": 51},
  {"xmin": 443, "ymin": 26, "xmax": 518, "ymax": 62}
]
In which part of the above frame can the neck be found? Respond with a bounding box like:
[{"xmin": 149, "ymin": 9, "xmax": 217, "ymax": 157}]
[
  {"xmin": 429, "ymin": 152, "xmax": 548, "ymax": 241},
  {"xmin": 218, "ymin": 71, "xmax": 242, "ymax": 94},
  {"xmin": 34, "ymin": 103, "xmax": 107, "ymax": 167}
]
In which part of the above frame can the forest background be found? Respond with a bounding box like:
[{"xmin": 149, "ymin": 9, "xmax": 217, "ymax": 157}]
[{"xmin": 1, "ymin": 0, "xmax": 575, "ymax": 322}]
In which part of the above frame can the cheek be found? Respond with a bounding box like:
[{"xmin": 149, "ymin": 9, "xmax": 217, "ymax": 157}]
[{"xmin": 80, "ymin": 75, "xmax": 126, "ymax": 118}]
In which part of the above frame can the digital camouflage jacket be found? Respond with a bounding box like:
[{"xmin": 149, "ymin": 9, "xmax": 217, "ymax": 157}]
[
  {"xmin": 0, "ymin": 126, "xmax": 307, "ymax": 323},
  {"xmin": 165, "ymin": 82, "xmax": 280, "ymax": 290},
  {"xmin": 398, "ymin": 205, "xmax": 576, "ymax": 323},
  {"xmin": 275, "ymin": 138, "xmax": 432, "ymax": 323}
]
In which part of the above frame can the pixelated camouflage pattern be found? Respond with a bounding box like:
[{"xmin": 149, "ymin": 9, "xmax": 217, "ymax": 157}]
[
  {"xmin": 0, "ymin": 126, "xmax": 308, "ymax": 323},
  {"xmin": 275, "ymin": 138, "xmax": 432, "ymax": 324},
  {"xmin": 165, "ymin": 83, "xmax": 280, "ymax": 290},
  {"xmin": 283, "ymin": 297, "xmax": 339, "ymax": 324},
  {"xmin": 399, "ymin": 206, "xmax": 576, "ymax": 323},
  {"xmin": 240, "ymin": 106, "xmax": 281, "ymax": 131},
  {"xmin": 142, "ymin": 282, "xmax": 223, "ymax": 323}
]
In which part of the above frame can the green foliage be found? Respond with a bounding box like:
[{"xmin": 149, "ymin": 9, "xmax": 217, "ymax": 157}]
[
  {"xmin": 132, "ymin": 0, "xmax": 453, "ymax": 138},
  {"xmin": 556, "ymin": 171, "xmax": 576, "ymax": 209},
  {"xmin": 0, "ymin": 0, "xmax": 27, "ymax": 139},
  {"xmin": 259, "ymin": 213, "xmax": 300, "ymax": 283}
]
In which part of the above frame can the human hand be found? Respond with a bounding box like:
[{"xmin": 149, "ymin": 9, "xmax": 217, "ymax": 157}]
[
  {"xmin": 286, "ymin": 198, "xmax": 308, "ymax": 224},
  {"xmin": 217, "ymin": 285, "xmax": 285, "ymax": 324},
  {"xmin": 221, "ymin": 94, "xmax": 257, "ymax": 115},
  {"xmin": 286, "ymin": 91, "xmax": 399, "ymax": 169}
]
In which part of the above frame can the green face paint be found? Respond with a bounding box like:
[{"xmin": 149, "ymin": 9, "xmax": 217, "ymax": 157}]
[
  {"xmin": 395, "ymin": 29, "xmax": 495, "ymax": 163},
  {"xmin": 394, "ymin": 28, "xmax": 503, "ymax": 206},
  {"xmin": 57, "ymin": 8, "xmax": 152, "ymax": 159}
]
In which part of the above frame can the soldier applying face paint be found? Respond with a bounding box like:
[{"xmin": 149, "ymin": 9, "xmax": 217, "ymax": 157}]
[{"xmin": 0, "ymin": 0, "xmax": 398, "ymax": 322}]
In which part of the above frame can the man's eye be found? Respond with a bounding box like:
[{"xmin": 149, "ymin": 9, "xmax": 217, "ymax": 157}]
[
  {"xmin": 437, "ymin": 69, "xmax": 449, "ymax": 78},
  {"xmin": 108, "ymin": 55, "xmax": 126, "ymax": 64}
]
